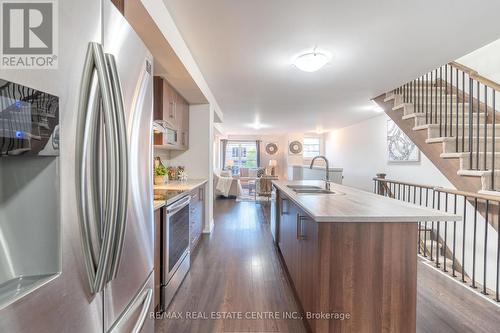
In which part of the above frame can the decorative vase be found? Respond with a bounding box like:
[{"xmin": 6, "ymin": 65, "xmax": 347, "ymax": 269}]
[{"xmin": 154, "ymin": 176, "xmax": 166, "ymax": 185}]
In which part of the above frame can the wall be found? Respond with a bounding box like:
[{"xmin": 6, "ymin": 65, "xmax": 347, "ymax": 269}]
[
  {"xmin": 325, "ymin": 113, "xmax": 454, "ymax": 191},
  {"xmin": 458, "ymin": 38, "xmax": 500, "ymax": 83}
]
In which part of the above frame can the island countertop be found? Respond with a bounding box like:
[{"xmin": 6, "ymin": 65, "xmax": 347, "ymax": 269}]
[{"xmin": 272, "ymin": 180, "xmax": 460, "ymax": 223}]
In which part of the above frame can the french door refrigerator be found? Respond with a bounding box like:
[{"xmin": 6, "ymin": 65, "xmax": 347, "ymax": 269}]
[{"xmin": 0, "ymin": 0, "xmax": 154, "ymax": 332}]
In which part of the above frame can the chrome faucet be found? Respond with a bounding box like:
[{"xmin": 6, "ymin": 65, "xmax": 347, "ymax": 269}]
[{"xmin": 310, "ymin": 155, "xmax": 331, "ymax": 190}]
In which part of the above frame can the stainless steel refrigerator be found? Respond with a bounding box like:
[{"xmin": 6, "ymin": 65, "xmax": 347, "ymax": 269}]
[{"xmin": 0, "ymin": 0, "xmax": 154, "ymax": 332}]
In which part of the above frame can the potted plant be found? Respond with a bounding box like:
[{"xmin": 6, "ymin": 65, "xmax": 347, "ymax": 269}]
[{"xmin": 154, "ymin": 165, "xmax": 167, "ymax": 185}]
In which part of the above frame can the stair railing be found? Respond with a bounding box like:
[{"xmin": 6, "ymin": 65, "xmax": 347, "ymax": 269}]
[
  {"xmin": 373, "ymin": 176, "xmax": 500, "ymax": 303},
  {"xmin": 393, "ymin": 62, "xmax": 500, "ymax": 190}
]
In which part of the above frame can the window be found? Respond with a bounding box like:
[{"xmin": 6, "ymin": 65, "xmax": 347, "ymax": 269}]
[
  {"xmin": 303, "ymin": 137, "xmax": 321, "ymax": 158},
  {"xmin": 224, "ymin": 141, "xmax": 258, "ymax": 175}
]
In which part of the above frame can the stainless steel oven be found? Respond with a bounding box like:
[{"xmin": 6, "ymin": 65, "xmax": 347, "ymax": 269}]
[{"xmin": 161, "ymin": 193, "xmax": 191, "ymax": 311}]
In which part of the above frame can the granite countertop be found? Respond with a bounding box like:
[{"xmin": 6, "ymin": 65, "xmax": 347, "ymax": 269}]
[
  {"xmin": 154, "ymin": 179, "xmax": 208, "ymax": 191},
  {"xmin": 154, "ymin": 179, "xmax": 208, "ymax": 208},
  {"xmin": 272, "ymin": 180, "xmax": 461, "ymax": 223}
]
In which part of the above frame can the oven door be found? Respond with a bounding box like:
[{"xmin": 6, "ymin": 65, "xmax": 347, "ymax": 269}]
[{"xmin": 163, "ymin": 195, "xmax": 191, "ymax": 284}]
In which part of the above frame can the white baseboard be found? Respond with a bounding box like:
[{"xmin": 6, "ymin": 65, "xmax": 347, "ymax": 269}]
[{"xmin": 203, "ymin": 218, "xmax": 214, "ymax": 234}]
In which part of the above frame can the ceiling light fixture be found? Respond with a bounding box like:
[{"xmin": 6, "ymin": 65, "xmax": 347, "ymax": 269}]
[{"xmin": 293, "ymin": 48, "xmax": 330, "ymax": 72}]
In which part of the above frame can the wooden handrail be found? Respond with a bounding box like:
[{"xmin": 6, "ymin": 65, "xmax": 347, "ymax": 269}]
[
  {"xmin": 450, "ymin": 61, "xmax": 500, "ymax": 92},
  {"xmin": 374, "ymin": 177, "xmax": 500, "ymax": 203},
  {"xmin": 372, "ymin": 177, "xmax": 434, "ymax": 190},
  {"xmin": 434, "ymin": 187, "xmax": 500, "ymax": 203},
  {"xmin": 449, "ymin": 61, "xmax": 477, "ymax": 76}
]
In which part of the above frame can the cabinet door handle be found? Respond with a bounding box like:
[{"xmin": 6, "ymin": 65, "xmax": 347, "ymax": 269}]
[
  {"xmin": 199, "ymin": 186, "xmax": 204, "ymax": 201},
  {"xmin": 296, "ymin": 214, "xmax": 307, "ymax": 240},
  {"xmin": 281, "ymin": 198, "xmax": 288, "ymax": 215}
]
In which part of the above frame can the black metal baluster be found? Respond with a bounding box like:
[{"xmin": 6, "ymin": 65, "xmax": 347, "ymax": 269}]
[
  {"xmin": 462, "ymin": 71, "xmax": 466, "ymax": 152},
  {"xmin": 472, "ymin": 197, "xmax": 478, "ymax": 288},
  {"xmin": 431, "ymin": 71, "xmax": 434, "ymax": 124},
  {"xmin": 462, "ymin": 196, "xmax": 467, "ymax": 282},
  {"xmin": 445, "ymin": 65, "xmax": 448, "ymax": 137},
  {"xmin": 484, "ymin": 86, "xmax": 488, "ymax": 171},
  {"xmin": 452, "ymin": 194, "xmax": 457, "ymax": 277},
  {"xmin": 426, "ymin": 73, "xmax": 429, "ymax": 124},
  {"xmin": 476, "ymin": 81, "xmax": 480, "ymax": 170},
  {"xmin": 483, "ymin": 200, "xmax": 489, "ymax": 295},
  {"xmin": 493, "ymin": 91, "xmax": 496, "ymax": 190},
  {"xmin": 440, "ymin": 66, "xmax": 443, "ymax": 137},
  {"xmin": 417, "ymin": 77, "xmax": 420, "ymax": 114},
  {"xmin": 444, "ymin": 193, "xmax": 448, "ymax": 272},
  {"xmin": 431, "ymin": 190, "xmax": 435, "ymax": 261},
  {"xmin": 496, "ymin": 202, "xmax": 500, "ymax": 301},
  {"xmin": 424, "ymin": 188, "xmax": 429, "ymax": 257},
  {"xmin": 449, "ymin": 65, "xmax": 453, "ymax": 137},
  {"xmin": 456, "ymin": 67, "xmax": 459, "ymax": 152},
  {"xmin": 418, "ymin": 187, "xmax": 423, "ymax": 254},
  {"xmin": 469, "ymin": 76, "xmax": 474, "ymax": 169},
  {"xmin": 414, "ymin": 79, "xmax": 416, "ymax": 110},
  {"xmin": 436, "ymin": 192, "xmax": 441, "ymax": 268}
]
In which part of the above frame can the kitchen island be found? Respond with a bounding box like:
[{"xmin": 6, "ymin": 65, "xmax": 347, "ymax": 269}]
[{"xmin": 272, "ymin": 180, "xmax": 460, "ymax": 333}]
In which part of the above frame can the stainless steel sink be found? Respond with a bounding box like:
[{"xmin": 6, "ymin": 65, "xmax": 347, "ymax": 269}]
[
  {"xmin": 293, "ymin": 189, "xmax": 337, "ymax": 195},
  {"xmin": 286, "ymin": 185, "xmax": 322, "ymax": 190}
]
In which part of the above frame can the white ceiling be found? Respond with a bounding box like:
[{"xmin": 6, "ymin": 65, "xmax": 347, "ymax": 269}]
[{"xmin": 163, "ymin": 0, "xmax": 500, "ymax": 134}]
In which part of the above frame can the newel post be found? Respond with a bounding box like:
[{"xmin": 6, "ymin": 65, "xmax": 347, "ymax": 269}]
[{"xmin": 376, "ymin": 173, "xmax": 387, "ymax": 196}]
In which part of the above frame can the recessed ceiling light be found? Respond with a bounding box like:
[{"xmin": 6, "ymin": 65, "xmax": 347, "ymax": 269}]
[{"xmin": 293, "ymin": 49, "xmax": 330, "ymax": 72}]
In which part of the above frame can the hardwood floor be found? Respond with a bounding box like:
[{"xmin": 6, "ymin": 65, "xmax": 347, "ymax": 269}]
[
  {"xmin": 155, "ymin": 199, "xmax": 500, "ymax": 333},
  {"xmin": 155, "ymin": 199, "xmax": 306, "ymax": 332}
]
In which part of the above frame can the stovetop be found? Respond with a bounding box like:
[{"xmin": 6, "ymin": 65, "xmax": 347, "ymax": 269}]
[{"xmin": 154, "ymin": 189, "xmax": 189, "ymax": 205}]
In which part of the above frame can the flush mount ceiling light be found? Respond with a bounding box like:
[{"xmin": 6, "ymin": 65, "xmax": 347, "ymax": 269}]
[{"xmin": 293, "ymin": 49, "xmax": 330, "ymax": 72}]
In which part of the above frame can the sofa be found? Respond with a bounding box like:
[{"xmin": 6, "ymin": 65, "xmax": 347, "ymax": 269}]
[{"xmin": 213, "ymin": 171, "xmax": 243, "ymax": 198}]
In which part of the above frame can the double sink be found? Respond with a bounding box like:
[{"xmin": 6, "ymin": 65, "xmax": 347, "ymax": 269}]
[{"xmin": 287, "ymin": 184, "xmax": 337, "ymax": 195}]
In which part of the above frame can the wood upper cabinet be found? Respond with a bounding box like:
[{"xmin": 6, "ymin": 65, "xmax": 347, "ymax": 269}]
[
  {"xmin": 189, "ymin": 184, "xmax": 205, "ymax": 251},
  {"xmin": 153, "ymin": 76, "xmax": 189, "ymax": 150}
]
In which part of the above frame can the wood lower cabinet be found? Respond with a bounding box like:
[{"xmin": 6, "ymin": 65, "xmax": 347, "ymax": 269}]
[
  {"xmin": 277, "ymin": 191, "xmax": 417, "ymax": 333},
  {"xmin": 153, "ymin": 207, "xmax": 162, "ymax": 311},
  {"xmin": 189, "ymin": 184, "xmax": 205, "ymax": 251}
]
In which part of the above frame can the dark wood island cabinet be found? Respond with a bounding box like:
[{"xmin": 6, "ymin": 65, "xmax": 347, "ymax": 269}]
[{"xmin": 274, "ymin": 181, "xmax": 460, "ymax": 333}]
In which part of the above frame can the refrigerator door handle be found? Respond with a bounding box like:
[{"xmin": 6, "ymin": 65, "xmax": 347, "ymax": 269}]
[
  {"xmin": 76, "ymin": 42, "xmax": 119, "ymax": 294},
  {"xmin": 105, "ymin": 53, "xmax": 129, "ymax": 280},
  {"xmin": 107, "ymin": 278, "xmax": 153, "ymax": 333}
]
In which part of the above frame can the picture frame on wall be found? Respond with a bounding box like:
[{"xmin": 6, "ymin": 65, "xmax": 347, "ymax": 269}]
[{"xmin": 387, "ymin": 119, "xmax": 420, "ymax": 163}]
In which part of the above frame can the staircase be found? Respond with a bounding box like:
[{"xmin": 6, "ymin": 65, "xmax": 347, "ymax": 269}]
[{"xmin": 376, "ymin": 62, "xmax": 500, "ymax": 197}]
